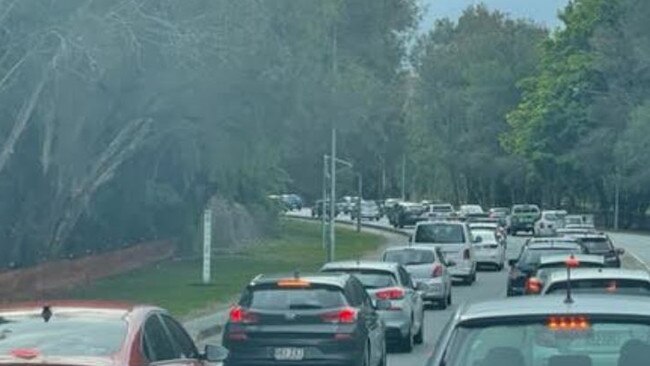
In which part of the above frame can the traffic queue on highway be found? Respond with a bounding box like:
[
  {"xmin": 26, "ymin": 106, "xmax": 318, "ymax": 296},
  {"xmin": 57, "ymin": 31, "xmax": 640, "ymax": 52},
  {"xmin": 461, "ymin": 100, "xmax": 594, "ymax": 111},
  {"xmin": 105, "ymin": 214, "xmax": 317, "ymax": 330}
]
[{"xmin": 1, "ymin": 201, "xmax": 648, "ymax": 366}]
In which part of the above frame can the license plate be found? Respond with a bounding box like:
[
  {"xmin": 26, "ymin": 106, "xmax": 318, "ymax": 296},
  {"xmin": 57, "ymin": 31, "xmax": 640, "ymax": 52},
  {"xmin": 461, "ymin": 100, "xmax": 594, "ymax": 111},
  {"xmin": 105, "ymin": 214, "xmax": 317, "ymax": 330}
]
[{"xmin": 274, "ymin": 347, "xmax": 304, "ymax": 361}]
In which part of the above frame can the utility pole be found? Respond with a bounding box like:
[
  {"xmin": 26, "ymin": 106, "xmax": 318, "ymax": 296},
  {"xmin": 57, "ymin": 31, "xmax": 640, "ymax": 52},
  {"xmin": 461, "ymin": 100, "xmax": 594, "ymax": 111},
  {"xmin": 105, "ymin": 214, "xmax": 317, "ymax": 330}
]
[
  {"xmin": 401, "ymin": 154, "xmax": 406, "ymax": 201},
  {"xmin": 356, "ymin": 173, "xmax": 362, "ymax": 232},
  {"xmin": 322, "ymin": 155, "xmax": 328, "ymax": 249},
  {"xmin": 614, "ymin": 175, "xmax": 620, "ymax": 230},
  {"xmin": 329, "ymin": 128, "xmax": 337, "ymax": 262}
]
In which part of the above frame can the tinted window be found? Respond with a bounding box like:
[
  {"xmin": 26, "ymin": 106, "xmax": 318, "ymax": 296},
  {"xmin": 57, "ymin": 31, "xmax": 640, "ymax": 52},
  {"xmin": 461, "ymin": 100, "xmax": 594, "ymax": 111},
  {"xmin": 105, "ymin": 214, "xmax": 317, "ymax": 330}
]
[
  {"xmin": 161, "ymin": 315, "xmax": 198, "ymax": 359},
  {"xmin": 383, "ymin": 249, "xmax": 435, "ymax": 265},
  {"xmin": 143, "ymin": 315, "xmax": 176, "ymax": 361},
  {"xmin": 0, "ymin": 312, "xmax": 126, "ymax": 357},
  {"xmin": 431, "ymin": 205, "xmax": 453, "ymax": 212},
  {"xmin": 513, "ymin": 206, "xmax": 539, "ymax": 214},
  {"xmin": 520, "ymin": 248, "xmax": 580, "ymax": 265},
  {"xmin": 442, "ymin": 321, "xmax": 650, "ymax": 366},
  {"xmin": 546, "ymin": 279, "xmax": 650, "ymax": 296},
  {"xmin": 242, "ymin": 287, "xmax": 347, "ymax": 310},
  {"xmin": 323, "ymin": 269, "xmax": 397, "ymax": 289},
  {"xmin": 397, "ymin": 267, "xmax": 412, "ymax": 287},
  {"xmin": 415, "ymin": 223, "xmax": 465, "ymax": 243},
  {"xmin": 580, "ymin": 238, "xmax": 612, "ymax": 252}
]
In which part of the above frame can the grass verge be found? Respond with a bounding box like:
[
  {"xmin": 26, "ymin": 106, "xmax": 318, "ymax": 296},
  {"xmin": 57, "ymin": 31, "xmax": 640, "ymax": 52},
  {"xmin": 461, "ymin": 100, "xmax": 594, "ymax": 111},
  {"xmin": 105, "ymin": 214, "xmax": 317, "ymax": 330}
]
[{"xmin": 66, "ymin": 219, "xmax": 385, "ymax": 316}]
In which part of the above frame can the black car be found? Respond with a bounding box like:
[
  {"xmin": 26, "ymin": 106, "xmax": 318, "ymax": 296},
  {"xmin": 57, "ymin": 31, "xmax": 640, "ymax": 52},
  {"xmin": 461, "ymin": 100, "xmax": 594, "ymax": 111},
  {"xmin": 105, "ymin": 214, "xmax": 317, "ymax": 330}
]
[
  {"xmin": 312, "ymin": 199, "xmax": 340, "ymax": 218},
  {"xmin": 281, "ymin": 194, "xmax": 303, "ymax": 211},
  {"xmin": 574, "ymin": 233, "xmax": 625, "ymax": 268},
  {"xmin": 223, "ymin": 273, "xmax": 388, "ymax": 366},
  {"xmin": 390, "ymin": 203, "xmax": 427, "ymax": 228},
  {"xmin": 506, "ymin": 240, "xmax": 585, "ymax": 296}
]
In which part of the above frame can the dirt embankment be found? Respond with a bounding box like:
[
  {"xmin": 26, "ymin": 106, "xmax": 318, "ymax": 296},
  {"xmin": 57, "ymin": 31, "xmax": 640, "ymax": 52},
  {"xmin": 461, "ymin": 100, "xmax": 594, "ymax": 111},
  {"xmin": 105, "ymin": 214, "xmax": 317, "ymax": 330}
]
[{"xmin": 0, "ymin": 240, "xmax": 174, "ymax": 302}]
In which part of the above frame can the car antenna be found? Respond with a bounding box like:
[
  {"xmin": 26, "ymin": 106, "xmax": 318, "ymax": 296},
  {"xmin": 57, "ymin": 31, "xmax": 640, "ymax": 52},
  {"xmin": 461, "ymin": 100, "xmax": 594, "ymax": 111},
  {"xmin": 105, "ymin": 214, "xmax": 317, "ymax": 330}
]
[
  {"xmin": 564, "ymin": 254, "xmax": 579, "ymax": 304},
  {"xmin": 41, "ymin": 305, "xmax": 52, "ymax": 323}
]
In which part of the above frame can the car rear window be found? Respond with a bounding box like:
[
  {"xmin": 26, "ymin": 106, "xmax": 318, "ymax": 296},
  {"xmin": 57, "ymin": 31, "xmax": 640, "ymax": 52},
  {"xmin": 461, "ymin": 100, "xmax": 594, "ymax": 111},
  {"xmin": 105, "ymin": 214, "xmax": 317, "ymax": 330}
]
[
  {"xmin": 415, "ymin": 223, "xmax": 466, "ymax": 244},
  {"xmin": 513, "ymin": 206, "xmax": 539, "ymax": 214},
  {"xmin": 579, "ymin": 238, "xmax": 612, "ymax": 252},
  {"xmin": 322, "ymin": 269, "xmax": 397, "ymax": 289},
  {"xmin": 521, "ymin": 248, "xmax": 580, "ymax": 265},
  {"xmin": 243, "ymin": 287, "xmax": 347, "ymax": 310},
  {"xmin": 471, "ymin": 230, "xmax": 497, "ymax": 243},
  {"xmin": 0, "ymin": 312, "xmax": 126, "ymax": 357},
  {"xmin": 383, "ymin": 249, "xmax": 435, "ymax": 265},
  {"xmin": 431, "ymin": 205, "xmax": 453, "ymax": 212},
  {"xmin": 546, "ymin": 279, "xmax": 650, "ymax": 296},
  {"xmin": 538, "ymin": 261, "xmax": 603, "ymax": 270}
]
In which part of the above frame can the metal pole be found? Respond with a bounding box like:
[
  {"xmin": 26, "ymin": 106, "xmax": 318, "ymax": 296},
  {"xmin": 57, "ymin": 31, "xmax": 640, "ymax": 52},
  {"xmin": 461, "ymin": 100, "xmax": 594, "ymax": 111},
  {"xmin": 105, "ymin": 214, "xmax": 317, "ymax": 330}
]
[
  {"xmin": 329, "ymin": 128, "xmax": 337, "ymax": 262},
  {"xmin": 401, "ymin": 155, "xmax": 405, "ymax": 200},
  {"xmin": 322, "ymin": 155, "xmax": 328, "ymax": 250},
  {"xmin": 356, "ymin": 174, "xmax": 362, "ymax": 232},
  {"xmin": 614, "ymin": 176, "xmax": 620, "ymax": 230},
  {"xmin": 202, "ymin": 207, "xmax": 212, "ymax": 284}
]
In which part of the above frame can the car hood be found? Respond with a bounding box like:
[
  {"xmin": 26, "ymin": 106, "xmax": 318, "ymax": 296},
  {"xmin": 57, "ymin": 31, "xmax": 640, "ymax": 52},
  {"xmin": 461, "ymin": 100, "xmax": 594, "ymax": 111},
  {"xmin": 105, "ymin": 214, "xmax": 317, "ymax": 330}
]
[{"xmin": 0, "ymin": 355, "xmax": 115, "ymax": 366}]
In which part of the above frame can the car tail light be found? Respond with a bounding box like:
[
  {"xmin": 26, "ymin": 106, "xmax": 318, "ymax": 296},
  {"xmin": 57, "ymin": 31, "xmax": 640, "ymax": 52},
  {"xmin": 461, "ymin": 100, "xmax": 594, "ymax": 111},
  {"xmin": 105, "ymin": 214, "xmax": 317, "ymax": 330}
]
[
  {"xmin": 432, "ymin": 264, "xmax": 443, "ymax": 278},
  {"xmin": 375, "ymin": 287, "xmax": 405, "ymax": 300},
  {"xmin": 463, "ymin": 249, "xmax": 470, "ymax": 260},
  {"xmin": 229, "ymin": 306, "xmax": 258, "ymax": 324},
  {"xmin": 321, "ymin": 307, "xmax": 358, "ymax": 324},
  {"xmin": 525, "ymin": 277, "xmax": 542, "ymax": 294}
]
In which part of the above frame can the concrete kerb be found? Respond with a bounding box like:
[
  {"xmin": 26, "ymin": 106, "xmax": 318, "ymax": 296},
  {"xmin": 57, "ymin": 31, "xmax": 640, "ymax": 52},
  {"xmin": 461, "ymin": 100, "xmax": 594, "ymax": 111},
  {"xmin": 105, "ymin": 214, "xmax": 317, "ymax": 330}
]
[{"xmin": 183, "ymin": 215, "xmax": 410, "ymax": 343}]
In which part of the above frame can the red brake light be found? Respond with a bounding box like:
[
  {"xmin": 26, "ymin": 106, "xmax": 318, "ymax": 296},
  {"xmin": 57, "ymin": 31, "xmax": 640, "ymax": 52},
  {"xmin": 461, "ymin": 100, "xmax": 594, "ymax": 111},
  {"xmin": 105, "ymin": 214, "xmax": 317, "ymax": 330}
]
[
  {"xmin": 463, "ymin": 249, "xmax": 470, "ymax": 260},
  {"xmin": 525, "ymin": 277, "xmax": 542, "ymax": 294},
  {"xmin": 10, "ymin": 349, "xmax": 39, "ymax": 360},
  {"xmin": 375, "ymin": 287, "xmax": 405, "ymax": 300},
  {"xmin": 566, "ymin": 255, "xmax": 580, "ymax": 268},
  {"xmin": 547, "ymin": 316, "xmax": 590, "ymax": 330},
  {"xmin": 321, "ymin": 307, "xmax": 358, "ymax": 324},
  {"xmin": 432, "ymin": 264, "xmax": 443, "ymax": 278},
  {"xmin": 229, "ymin": 306, "xmax": 258, "ymax": 324}
]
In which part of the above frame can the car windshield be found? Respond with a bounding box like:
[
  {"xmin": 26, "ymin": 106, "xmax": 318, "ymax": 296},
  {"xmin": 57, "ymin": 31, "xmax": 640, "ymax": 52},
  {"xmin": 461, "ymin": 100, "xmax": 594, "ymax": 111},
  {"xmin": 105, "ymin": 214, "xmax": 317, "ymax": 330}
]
[
  {"xmin": 580, "ymin": 238, "xmax": 612, "ymax": 252},
  {"xmin": 0, "ymin": 312, "xmax": 126, "ymax": 357},
  {"xmin": 520, "ymin": 248, "xmax": 580, "ymax": 265},
  {"xmin": 545, "ymin": 279, "xmax": 650, "ymax": 296},
  {"xmin": 415, "ymin": 223, "xmax": 466, "ymax": 244},
  {"xmin": 514, "ymin": 207, "xmax": 539, "ymax": 214},
  {"xmin": 442, "ymin": 319, "xmax": 650, "ymax": 366},
  {"xmin": 472, "ymin": 230, "xmax": 497, "ymax": 243},
  {"xmin": 243, "ymin": 287, "xmax": 347, "ymax": 310},
  {"xmin": 383, "ymin": 249, "xmax": 435, "ymax": 265}
]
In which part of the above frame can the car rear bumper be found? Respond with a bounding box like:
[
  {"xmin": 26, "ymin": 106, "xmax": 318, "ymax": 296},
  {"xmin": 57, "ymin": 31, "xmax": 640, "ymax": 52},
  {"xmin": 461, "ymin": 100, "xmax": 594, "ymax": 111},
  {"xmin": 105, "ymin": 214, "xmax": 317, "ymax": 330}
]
[
  {"xmin": 225, "ymin": 338, "xmax": 364, "ymax": 366},
  {"xmin": 379, "ymin": 309, "xmax": 411, "ymax": 340},
  {"xmin": 449, "ymin": 264, "xmax": 474, "ymax": 278},
  {"xmin": 474, "ymin": 253, "xmax": 502, "ymax": 266}
]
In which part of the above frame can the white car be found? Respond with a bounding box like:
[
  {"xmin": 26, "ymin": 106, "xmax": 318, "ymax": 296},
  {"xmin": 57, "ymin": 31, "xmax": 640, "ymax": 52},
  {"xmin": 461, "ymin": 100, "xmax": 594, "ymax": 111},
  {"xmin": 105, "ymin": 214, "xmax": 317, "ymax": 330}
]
[
  {"xmin": 427, "ymin": 203, "xmax": 455, "ymax": 220},
  {"xmin": 469, "ymin": 227, "xmax": 506, "ymax": 270},
  {"xmin": 534, "ymin": 210, "xmax": 567, "ymax": 236},
  {"xmin": 411, "ymin": 221, "xmax": 476, "ymax": 285},
  {"xmin": 459, "ymin": 204, "xmax": 484, "ymax": 217}
]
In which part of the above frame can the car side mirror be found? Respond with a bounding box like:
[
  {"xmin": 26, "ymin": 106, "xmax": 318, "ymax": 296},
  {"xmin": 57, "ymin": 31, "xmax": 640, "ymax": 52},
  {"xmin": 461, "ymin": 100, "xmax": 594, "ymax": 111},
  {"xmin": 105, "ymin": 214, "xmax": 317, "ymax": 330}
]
[
  {"xmin": 616, "ymin": 248, "xmax": 625, "ymax": 255},
  {"xmin": 508, "ymin": 259, "xmax": 518, "ymax": 267},
  {"xmin": 474, "ymin": 236, "xmax": 483, "ymax": 243},
  {"xmin": 375, "ymin": 299, "xmax": 391, "ymax": 311},
  {"xmin": 203, "ymin": 344, "xmax": 229, "ymax": 362}
]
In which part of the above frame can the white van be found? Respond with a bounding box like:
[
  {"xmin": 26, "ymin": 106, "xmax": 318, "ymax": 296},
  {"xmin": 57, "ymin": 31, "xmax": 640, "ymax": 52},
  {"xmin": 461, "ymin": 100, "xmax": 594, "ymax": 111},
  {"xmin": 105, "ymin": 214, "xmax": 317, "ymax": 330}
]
[{"xmin": 411, "ymin": 221, "xmax": 477, "ymax": 285}]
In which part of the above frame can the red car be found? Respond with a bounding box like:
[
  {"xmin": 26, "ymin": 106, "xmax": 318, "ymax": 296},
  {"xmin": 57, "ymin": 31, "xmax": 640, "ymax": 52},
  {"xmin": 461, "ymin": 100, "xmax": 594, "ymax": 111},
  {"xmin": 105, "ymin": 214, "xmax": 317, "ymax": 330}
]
[{"xmin": 0, "ymin": 300, "xmax": 227, "ymax": 366}]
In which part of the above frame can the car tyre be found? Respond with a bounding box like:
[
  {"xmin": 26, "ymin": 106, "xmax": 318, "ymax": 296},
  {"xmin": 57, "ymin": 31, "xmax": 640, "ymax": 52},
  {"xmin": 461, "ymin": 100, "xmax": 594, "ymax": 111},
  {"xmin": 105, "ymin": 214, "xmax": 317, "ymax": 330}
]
[
  {"xmin": 399, "ymin": 327, "xmax": 414, "ymax": 353},
  {"xmin": 447, "ymin": 290, "xmax": 452, "ymax": 305},
  {"xmin": 414, "ymin": 321, "xmax": 424, "ymax": 344}
]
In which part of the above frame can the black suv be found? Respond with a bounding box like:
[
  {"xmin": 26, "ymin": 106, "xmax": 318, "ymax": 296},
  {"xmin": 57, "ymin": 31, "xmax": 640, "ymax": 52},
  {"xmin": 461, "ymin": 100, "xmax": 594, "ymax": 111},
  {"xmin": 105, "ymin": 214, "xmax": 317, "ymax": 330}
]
[
  {"xmin": 507, "ymin": 240, "xmax": 585, "ymax": 296},
  {"xmin": 574, "ymin": 233, "xmax": 624, "ymax": 268},
  {"xmin": 223, "ymin": 273, "xmax": 388, "ymax": 366}
]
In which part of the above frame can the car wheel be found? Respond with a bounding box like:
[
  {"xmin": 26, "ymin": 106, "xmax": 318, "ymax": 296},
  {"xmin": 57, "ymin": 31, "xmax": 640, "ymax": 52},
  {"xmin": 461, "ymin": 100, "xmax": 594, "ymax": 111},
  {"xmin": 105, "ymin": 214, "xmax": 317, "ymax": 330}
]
[
  {"xmin": 399, "ymin": 326, "xmax": 414, "ymax": 352},
  {"xmin": 447, "ymin": 290, "xmax": 452, "ymax": 305},
  {"xmin": 414, "ymin": 321, "xmax": 424, "ymax": 344}
]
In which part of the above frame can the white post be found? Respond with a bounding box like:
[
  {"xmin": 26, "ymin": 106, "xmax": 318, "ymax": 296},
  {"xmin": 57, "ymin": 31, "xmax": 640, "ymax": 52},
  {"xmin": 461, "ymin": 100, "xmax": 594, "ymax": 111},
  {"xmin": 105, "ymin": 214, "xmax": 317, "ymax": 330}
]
[
  {"xmin": 202, "ymin": 207, "xmax": 212, "ymax": 284},
  {"xmin": 614, "ymin": 177, "xmax": 620, "ymax": 230},
  {"xmin": 329, "ymin": 128, "xmax": 337, "ymax": 262}
]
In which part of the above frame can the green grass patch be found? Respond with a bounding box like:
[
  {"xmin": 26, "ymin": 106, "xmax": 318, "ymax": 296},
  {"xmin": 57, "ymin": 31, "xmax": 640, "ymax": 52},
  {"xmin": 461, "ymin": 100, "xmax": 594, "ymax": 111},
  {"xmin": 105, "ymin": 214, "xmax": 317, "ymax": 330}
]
[{"xmin": 66, "ymin": 219, "xmax": 385, "ymax": 316}]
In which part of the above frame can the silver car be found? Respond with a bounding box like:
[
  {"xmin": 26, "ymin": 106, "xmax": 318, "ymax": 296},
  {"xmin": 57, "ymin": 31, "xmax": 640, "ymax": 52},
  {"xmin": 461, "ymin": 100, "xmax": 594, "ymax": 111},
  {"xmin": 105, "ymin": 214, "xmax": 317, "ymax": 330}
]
[
  {"xmin": 381, "ymin": 246, "xmax": 453, "ymax": 309},
  {"xmin": 320, "ymin": 261, "xmax": 425, "ymax": 352},
  {"xmin": 412, "ymin": 221, "xmax": 477, "ymax": 285},
  {"xmin": 469, "ymin": 228, "xmax": 506, "ymax": 270},
  {"xmin": 541, "ymin": 268, "xmax": 650, "ymax": 296},
  {"xmin": 426, "ymin": 295, "xmax": 650, "ymax": 365}
]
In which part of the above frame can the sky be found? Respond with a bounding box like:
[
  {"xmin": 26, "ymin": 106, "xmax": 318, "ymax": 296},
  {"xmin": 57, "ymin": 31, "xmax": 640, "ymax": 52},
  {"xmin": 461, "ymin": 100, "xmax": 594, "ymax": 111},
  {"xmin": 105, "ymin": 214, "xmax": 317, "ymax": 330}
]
[{"xmin": 419, "ymin": 0, "xmax": 571, "ymax": 32}]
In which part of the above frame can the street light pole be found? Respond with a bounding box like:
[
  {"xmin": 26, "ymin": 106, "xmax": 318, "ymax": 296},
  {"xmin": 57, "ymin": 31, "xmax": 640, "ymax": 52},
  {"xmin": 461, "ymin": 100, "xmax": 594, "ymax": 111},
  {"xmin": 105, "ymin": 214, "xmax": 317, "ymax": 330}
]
[
  {"xmin": 329, "ymin": 128, "xmax": 337, "ymax": 262},
  {"xmin": 614, "ymin": 175, "xmax": 620, "ymax": 230},
  {"xmin": 322, "ymin": 155, "xmax": 328, "ymax": 250},
  {"xmin": 401, "ymin": 154, "xmax": 406, "ymax": 201},
  {"xmin": 356, "ymin": 173, "xmax": 362, "ymax": 232}
]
